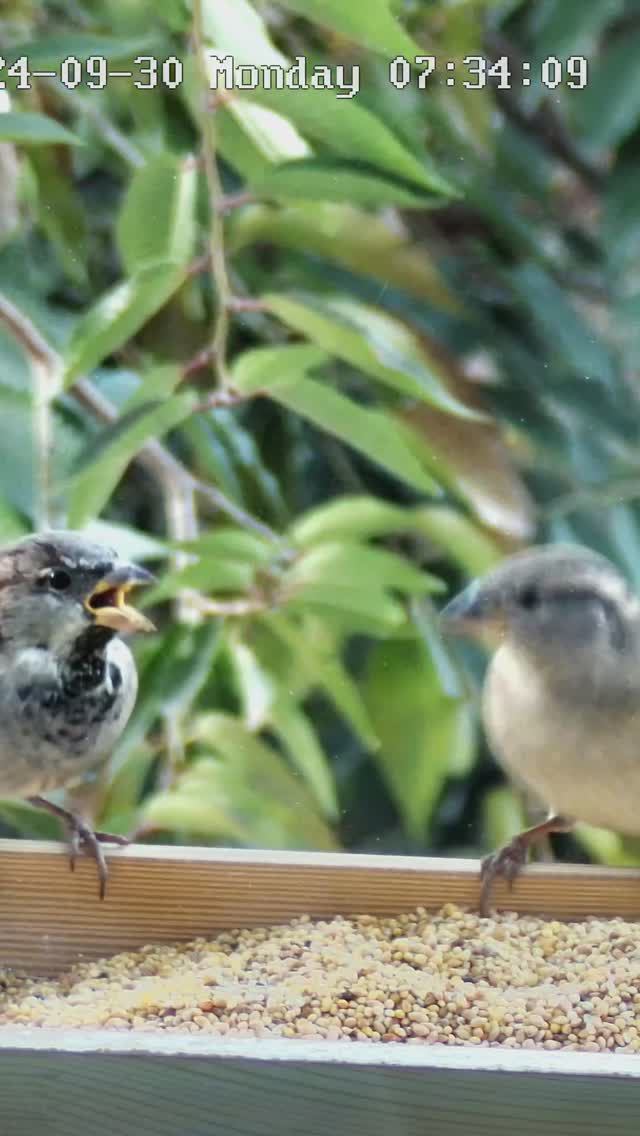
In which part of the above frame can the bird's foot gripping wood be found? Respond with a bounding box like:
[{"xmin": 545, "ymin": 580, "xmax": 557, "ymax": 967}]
[
  {"xmin": 27, "ymin": 796, "xmax": 129, "ymax": 900},
  {"xmin": 479, "ymin": 814, "xmax": 573, "ymax": 917}
]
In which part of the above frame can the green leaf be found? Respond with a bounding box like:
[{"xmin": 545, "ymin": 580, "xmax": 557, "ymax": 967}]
[
  {"xmin": 532, "ymin": 0, "xmax": 623, "ymax": 62},
  {"xmin": 167, "ymin": 713, "xmax": 339, "ymax": 849},
  {"xmin": 238, "ymin": 366, "xmax": 440, "ymax": 495},
  {"xmin": 117, "ymin": 155, "xmax": 198, "ymax": 275},
  {"xmin": 218, "ymin": 100, "xmax": 310, "ymax": 173},
  {"xmin": 364, "ymin": 638, "xmax": 476, "ymax": 841},
  {"xmin": 291, "ymin": 496, "xmax": 414, "ymax": 547},
  {"xmin": 290, "ymin": 498, "xmax": 502, "ymax": 574},
  {"xmin": 203, "ymin": 0, "xmax": 287, "ymax": 65},
  {"xmin": 274, "ymin": 0, "xmax": 420, "ymax": 58},
  {"xmin": 197, "ymin": 0, "xmax": 312, "ymax": 170},
  {"xmin": 0, "ymin": 385, "xmax": 83, "ymax": 519},
  {"xmin": 575, "ymin": 31, "xmax": 640, "ymax": 149},
  {"xmin": 176, "ymin": 528, "xmax": 273, "ymax": 564},
  {"xmin": 482, "ymin": 787, "xmax": 527, "ymax": 853},
  {"xmin": 409, "ymin": 507, "xmax": 504, "ymax": 577},
  {"xmin": 142, "ymin": 773, "xmax": 248, "ymax": 845},
  {"xmin": 0, "ymin": 112, "xmax": 81, "ymax": 146},
  {"xmin": 143, "ymin": 747, "xmax": 338, "ymax": 848},
  {"xmin": 0, "ymin": 800, "xmax": 62, "ymax": 840},
  {"xmin": 507, "ymin": 263, "xmax": 615, "ymax": 385},
  {"xmin": 68, "ymin": 393, "xmax": 195, "ymax": 526},
  {"xmin": 229, "ymin": 638, "xmax": 277, "ymax": 729},
  {"xmin": 603, "ymin": 158, "xmax": 640, "ymax": 276},
  {"xmin": 29, "ymin": 148, "xmax": 88, "ymax": 286},
  {"xmin": 246, "ymin": 160, "xmax": 440, "ymax": 209},
  {"xmin": 7, "ymin": 34, "xmax": 162, "ymax": 70},
  {"xmin": 180, "ymin": 417, "xmax": 245, "ymax": 503},
  {"xmin": 113, "ymin": 624, "xmax": 222, "ymax": 771},
  {"xmin": 99, "ymin": 744, "xmax": 159, "ymax": 835},
  {"xmin": 145, "ymin": 556, "xmax": 255, "ymax": 603},
  {"xmin": 269, "ymin": 699, "xmax": 339, "ymax": 821},
  {"xmin": 190, "ymin": 714, "xmax": 300, "ymax": 799},
  {"xmin": 205, "ymin": 409, "xmax": 289, "ymax": 526},
  {"xmin": 285, "ymin": 541, "xmax": 444, "ymax": 597},
  {"xmin": 232, "ymin": 343, "xmax": 329, "ymax": 391},
  {"xmin": 260, "ymin": 612, "xmax": 379, "ymax": 749},
  {"xmin": 231, "ymin": 349, "xmax": 444, "ymax": 498},
  {"xmin": 284, "ymin": 581, "xmax": 406, "ymax": 632},
  {"xmin": 230, "ymin": 202, "xmax": 456, "ymax": 308},
  {"xmin": 0, "ymin": 496, "xmax": 30, "ymax": 542},
  {"xmin": 62, "ymin": 262, "xmax": 187, "ymax": 384},
  {"xmin": 203, "ymin": 0, "xmax": 453, "ymax": 197},
  {"xmin": 123, "ymin": 363, "xmax": 183, "ymax": 411},
  {"xmin": 262, "ymin": 294, "xmax": 481, "ymax": 417},
  {"xmin": 574, "ymin": 825, "xmax": 640, "ymax": 869},
  {"xmin": 241, "ymin": 87, "xmax": 454, "ymax": 197}
]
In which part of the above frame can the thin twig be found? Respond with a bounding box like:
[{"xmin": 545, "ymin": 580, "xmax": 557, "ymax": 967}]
[
  {"xmin": 185, "ymin": 253, "xmax": 211, "ymax": 279},
  {"xmin": 192, "ymin": 386, "xmax": 245, "ymax": 413},
  {"xmin": 190, "ymin": 594, "xmax": 268, "ymax": 617},
  {"xmin": 0, "ymin": 294, "xmax": 53, "ymax": 366},
  {"xmin": 227, "ymin": 297, "xmax": 268, "ymax": 313},
  {"xmin": 182, "ymin": 346, "xmax": 216, "ymax": 380},
  {"xmin": 220, "ymin": 190, "xmax": 257, "ymax": 213},
  {"xmin": 192, "ymin": 0, "xmax": 233, "ymax": 388},
  {"xmin": 194, "ymin": 479, "xmax": 285, "ymax": 544}
]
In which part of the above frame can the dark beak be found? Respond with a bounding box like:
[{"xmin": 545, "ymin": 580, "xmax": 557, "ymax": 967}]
[
  {"xmin": 440, "ymin": 580, "xmax": 500, "ymax": 637},
  {"xmin": 103, "ymin": 564, "xmax": 156, "ymax": 588},
  {"xmin": 85, "ymin": 563, "xmax": 156, "ymax": 634}
]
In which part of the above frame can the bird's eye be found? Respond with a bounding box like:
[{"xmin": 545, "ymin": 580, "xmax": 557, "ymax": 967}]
[
  {"xmin": 38, "ymin": 568, "xmax": 72, "ymax": 591},
  {"xmin": 518, "ymin": 584, "xmax": 540, "ymax": 611}
]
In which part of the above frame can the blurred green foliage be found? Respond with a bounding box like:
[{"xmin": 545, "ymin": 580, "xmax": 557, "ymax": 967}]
[{"xmin": 1, "ymin": 0, "xmax": 639, "ymax": 866}]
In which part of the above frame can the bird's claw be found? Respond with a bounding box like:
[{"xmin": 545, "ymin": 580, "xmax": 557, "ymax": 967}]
[
  {"xmin": 479, "ymin": 836, "xmax": 529, "ymax": 917},
  {"xmin": 26, "ymin": 796, "xmax": 128, "ymax": 900},
  {"xmin": 66, "ymin": 817, "xmax": 129, "ymax": 899}
]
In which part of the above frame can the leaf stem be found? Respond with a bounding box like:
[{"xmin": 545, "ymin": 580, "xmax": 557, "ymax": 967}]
[{"xmin": 192, "ymin": 0, "xmax": 233, "ymax": 388}]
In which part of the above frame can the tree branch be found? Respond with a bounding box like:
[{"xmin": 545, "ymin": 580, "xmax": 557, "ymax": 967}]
[{"xmin": 0, "ymin": 293, "xmax": 286, "ymax": 547}]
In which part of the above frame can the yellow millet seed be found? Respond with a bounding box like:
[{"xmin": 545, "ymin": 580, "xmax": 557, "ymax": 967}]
[{"xmin": 2, "ymin": 905, "xmax": 640, "ymax": 1053}]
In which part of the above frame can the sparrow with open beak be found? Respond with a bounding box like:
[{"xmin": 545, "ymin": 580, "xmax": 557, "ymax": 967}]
[
  {"xmin": 0, "ymin": 531, "xmax": 155, "ymax": 896},
  {"xmin": 441, "ymin": 544, "xmax": 640, "ymax": 915}
]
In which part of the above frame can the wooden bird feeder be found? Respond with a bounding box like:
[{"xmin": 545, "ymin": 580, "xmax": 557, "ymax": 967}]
[{"xmin": 1, "ymin": 840, "xmax": 640, "ymax": 1136}]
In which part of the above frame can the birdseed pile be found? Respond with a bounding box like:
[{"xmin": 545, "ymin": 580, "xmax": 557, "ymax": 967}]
[{"xmin": 2, "ymin": 903, "xmax": 640, "ymax": 1052}]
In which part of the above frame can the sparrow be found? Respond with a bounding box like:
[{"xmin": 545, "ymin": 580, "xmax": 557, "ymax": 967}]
[
  {"xmin": 0, "ymin": 530, "xmax": 155, "ymax": 896},
  {"xmin": 441, "ymin": 543, "xmax": 640, "ymax": 914}
]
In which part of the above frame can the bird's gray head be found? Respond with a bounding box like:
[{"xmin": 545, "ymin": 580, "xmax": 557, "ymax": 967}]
[
  {"xmin": 440, "ymin": 544, "xmax": 640, "ymax": 672},
  {"xmin": 0, "ymin": 531, "xmax": 155, "ymax": 656}
]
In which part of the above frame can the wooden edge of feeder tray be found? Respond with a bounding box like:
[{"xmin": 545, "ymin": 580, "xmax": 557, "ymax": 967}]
[
  {"xmin": 2, "ymin": 839, "xmax": 640, "ymax": 975},
  {"xmin": 2, "ymin": 838, "xmax": 640, "ymax": 1136},
  {"xmin": 3, "ymin": 1030, "xmax": 640, "ymax": 1136}
]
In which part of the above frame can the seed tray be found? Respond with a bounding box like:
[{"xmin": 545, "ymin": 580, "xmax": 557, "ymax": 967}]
[{"xmin": 1, "ymin": 841, "xmax": 640, "ymax": 1136}]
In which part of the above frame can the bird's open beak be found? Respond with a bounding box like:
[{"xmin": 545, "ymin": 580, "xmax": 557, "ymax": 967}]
[
  {"xmin": 440, "ymin": 581, "xmax": 505, "ymax": 642},
  {"xmin": 85, "ymin": 564, "xmax": 156, "ymax": 634}
]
